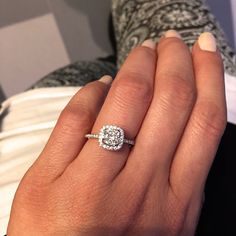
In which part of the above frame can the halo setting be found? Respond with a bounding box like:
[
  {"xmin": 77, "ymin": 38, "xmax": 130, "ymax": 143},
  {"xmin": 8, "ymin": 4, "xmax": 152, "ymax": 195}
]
[
  {"xmin": 99, "ymin": 125, "xmax": 124, "ymax": 151},
  {"xmin": 85, "ymin": 125, "xmax": 134, "ymax": 151}
]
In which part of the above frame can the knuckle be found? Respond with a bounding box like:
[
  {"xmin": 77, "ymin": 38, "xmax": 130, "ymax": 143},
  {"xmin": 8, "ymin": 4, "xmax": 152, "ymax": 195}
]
[
  {"xmin": 193, "ymin": 100, "xmax": 227, "ymax": 138},
  {"xmin": 113, "ymin": 74, "xmax": 153, "ymax": 105},
  {"xmin": 58, "ymin": 82, "xmax": 107, "ymax": 131},
  {"xmin": 86, "ymin": 81, "xmax": 107, "ymax": 96},
  {"xmin": 159, "ymin": 74, "xmax": 196, "ymax": 111},
  {"xmin": 59, "ymin": 100, "xmax": 94, "ymax": 132}
]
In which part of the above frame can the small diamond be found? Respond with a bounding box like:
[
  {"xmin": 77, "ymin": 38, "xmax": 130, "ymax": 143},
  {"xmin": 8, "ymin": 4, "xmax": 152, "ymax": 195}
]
[{"xmin": 99, "ymin": 125, "xmax": 124, "ymax": 151}]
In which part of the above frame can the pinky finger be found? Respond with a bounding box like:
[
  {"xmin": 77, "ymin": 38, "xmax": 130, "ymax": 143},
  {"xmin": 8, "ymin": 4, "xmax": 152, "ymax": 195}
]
[{"xmin": 30, "ymin": 75, "xmax": 112, "ymax": 183}]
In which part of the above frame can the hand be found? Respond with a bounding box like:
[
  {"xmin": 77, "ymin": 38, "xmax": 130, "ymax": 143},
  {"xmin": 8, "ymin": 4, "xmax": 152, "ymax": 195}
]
[{"xmin": 7, "ymin": 31, "xmax": 227, "ymax": 236}]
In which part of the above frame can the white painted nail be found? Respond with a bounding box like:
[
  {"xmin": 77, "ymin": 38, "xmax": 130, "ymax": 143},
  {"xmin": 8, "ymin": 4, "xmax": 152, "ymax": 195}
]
[
  {"xmin": 99, "ymin": 75, "xmax": 113, "ymax": 85},
  {"xmin": 198, "ymin": 32, "xmax": 217, "ymax": 52},
  {"xmin": 165, "ymin": 30, "xmax": 181, "ymax": 39},
  {"xmin": 141, "ymin": 39, "xmax": 156, "ymax": 50}
]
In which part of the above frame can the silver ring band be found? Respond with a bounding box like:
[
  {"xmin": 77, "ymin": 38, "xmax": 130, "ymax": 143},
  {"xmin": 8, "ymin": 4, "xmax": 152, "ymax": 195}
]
[
  {"xmin": 85, "ymin": 134, "xmax": 135, "ymax": 145},
  {"xmin": 85, "ymin": 125, "xmax": 135, "ymax": 151}
]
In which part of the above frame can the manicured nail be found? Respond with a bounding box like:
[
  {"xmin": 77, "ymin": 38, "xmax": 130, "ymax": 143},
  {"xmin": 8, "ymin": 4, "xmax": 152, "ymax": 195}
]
[
  {"xmin": 99, "ymin": 75, "xmax": 113, "ymax": 85},
  {"xmin": 198, "ymin": 32, "xmax": 217, "ymax": 52},
  {"xmin": 142, "ymin": 39, "xmax": 156, "ymax": 50},
  {"xmin": 165, "ymin": 30, "xmax": 181, "ymax": 39}
]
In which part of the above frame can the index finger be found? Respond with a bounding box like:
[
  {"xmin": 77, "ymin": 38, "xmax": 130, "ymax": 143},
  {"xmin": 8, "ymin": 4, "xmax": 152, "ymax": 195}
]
[{"xmin": 170, "ymin": 32, "xmax": 227, "ymax": 200}]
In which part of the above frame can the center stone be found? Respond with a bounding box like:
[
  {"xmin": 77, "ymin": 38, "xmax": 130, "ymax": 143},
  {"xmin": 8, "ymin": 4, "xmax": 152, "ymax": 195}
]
[{"xmin": 99, "ymin": 125, "xmax": 124, "ymax": 151}]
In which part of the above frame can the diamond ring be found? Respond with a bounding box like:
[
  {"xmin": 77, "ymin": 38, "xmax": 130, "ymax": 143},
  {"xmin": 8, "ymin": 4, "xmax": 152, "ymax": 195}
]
[{"xmin": 85, "ymin": 125, "xmax": 135, "ymax": 151}]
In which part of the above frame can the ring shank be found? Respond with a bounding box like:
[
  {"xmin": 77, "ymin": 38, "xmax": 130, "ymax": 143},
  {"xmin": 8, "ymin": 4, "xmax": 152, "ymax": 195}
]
[
  {"xmin": 85, "ymin": 134, "xmax": 99, "ymax": 139},
  {"xmin": 124, "ymin": 139, "xmax": 135, "ymax": 145},
  {"xmin": 85, "ymin": 134, "xmax": 135, "ymax": 146}
]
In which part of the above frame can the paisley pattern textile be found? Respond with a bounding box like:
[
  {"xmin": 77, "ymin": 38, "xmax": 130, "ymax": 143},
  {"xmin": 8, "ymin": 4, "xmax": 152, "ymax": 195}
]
[
  {"xmin": 112, "ymin": 0, "xmax": 236, "ymax": 75},
  {"xmin": 31, "ymin": 0, "xmax": 236, "ymax": 89},
  {"xmin": 29, "ymin": 59, "xmax": 117, "ymax": 89}
]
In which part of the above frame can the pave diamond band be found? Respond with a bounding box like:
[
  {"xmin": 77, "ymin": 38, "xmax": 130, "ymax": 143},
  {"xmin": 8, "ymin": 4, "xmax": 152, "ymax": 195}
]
[
  {"xmin": 85, "ymin": 134, "xmax": 134, "ymax": 145},
  {"xmin": 85, "ymin": 125, "xmax": 135, "ymax": 151}
]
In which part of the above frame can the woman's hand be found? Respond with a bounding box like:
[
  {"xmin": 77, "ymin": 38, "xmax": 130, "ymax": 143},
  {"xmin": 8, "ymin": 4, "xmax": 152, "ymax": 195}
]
[{"xmin": 7, "ymin": 31, "xmax": 227, "ymax": 236}]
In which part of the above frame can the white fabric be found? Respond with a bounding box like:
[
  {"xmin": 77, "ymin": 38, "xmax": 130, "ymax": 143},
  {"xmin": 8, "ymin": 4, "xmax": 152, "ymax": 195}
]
[
  {"xmin": 0, "ymin": 87, "xmax": 81, "ymax": 234},
  {"xmin": 0, "ymin": 74, "xmax": 236, "ymax": 234},
  {"xmin": 225, "ymin": 73, "xmax": 236, "ymax": 123}
]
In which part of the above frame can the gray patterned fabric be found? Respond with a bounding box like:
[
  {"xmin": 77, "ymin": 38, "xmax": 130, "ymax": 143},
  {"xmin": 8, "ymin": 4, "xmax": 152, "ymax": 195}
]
[
  {"xmin": 30, "ymin": 0, "xmax": 236, "ymax": 89},
  {"xmin": 112, "ymin": 0, "xmax": 236, "ymax": 75},
  {"xmin": 30, "ymin": 59, "xmax": 117, "ymax": 89}
]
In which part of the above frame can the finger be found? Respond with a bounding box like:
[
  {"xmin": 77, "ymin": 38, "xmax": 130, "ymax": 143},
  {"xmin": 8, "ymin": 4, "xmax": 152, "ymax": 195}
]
[
  {"xmin": 170, "ymin": 32, "xmax": 227, "ymax": 199},
  {"xmin": 31, "ymin": 76, "xmax": 112, "ymax": 182},
  {"xmin": 123, "ymin": 30, "xmax": 197, "ymax": 184},
  {"xmin": 67, "ymin": 40, "xmax": 157, "ymax": 181}
]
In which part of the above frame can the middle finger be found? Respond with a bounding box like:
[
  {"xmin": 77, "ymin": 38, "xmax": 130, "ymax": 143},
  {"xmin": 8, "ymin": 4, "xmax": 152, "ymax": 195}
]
[{"xmin": 125, "ymin": 31, "xmax": 197, "ymax": 183}]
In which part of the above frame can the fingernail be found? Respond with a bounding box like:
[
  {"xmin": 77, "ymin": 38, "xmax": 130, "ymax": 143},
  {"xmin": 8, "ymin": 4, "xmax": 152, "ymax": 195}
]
[
  {"xmin": 165, "ymin": 30, "xmax": 181, "ymax": 39},
  {"xmin": 141, "ymin": 39, "xmax": 156, "ymax": 50},
  {"xmin": 198, "ymin": 32, "xmax": 217, "ymax": 52},
  {"xmin": 99, "ymin": 75, "xmax": 113, "ymax": 85}
]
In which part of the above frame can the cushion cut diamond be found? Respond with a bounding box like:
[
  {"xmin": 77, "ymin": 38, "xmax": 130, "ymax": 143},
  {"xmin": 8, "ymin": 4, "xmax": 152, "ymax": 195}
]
[{"xmin": 99, "ymin": 125, "xmax": 124, "ymax": 151}]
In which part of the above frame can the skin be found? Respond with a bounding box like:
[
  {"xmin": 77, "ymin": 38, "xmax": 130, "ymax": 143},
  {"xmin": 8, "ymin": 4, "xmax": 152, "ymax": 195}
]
[{"xmin": 7, "ymin": 34, "xmax": 227, "ymax": 236}]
